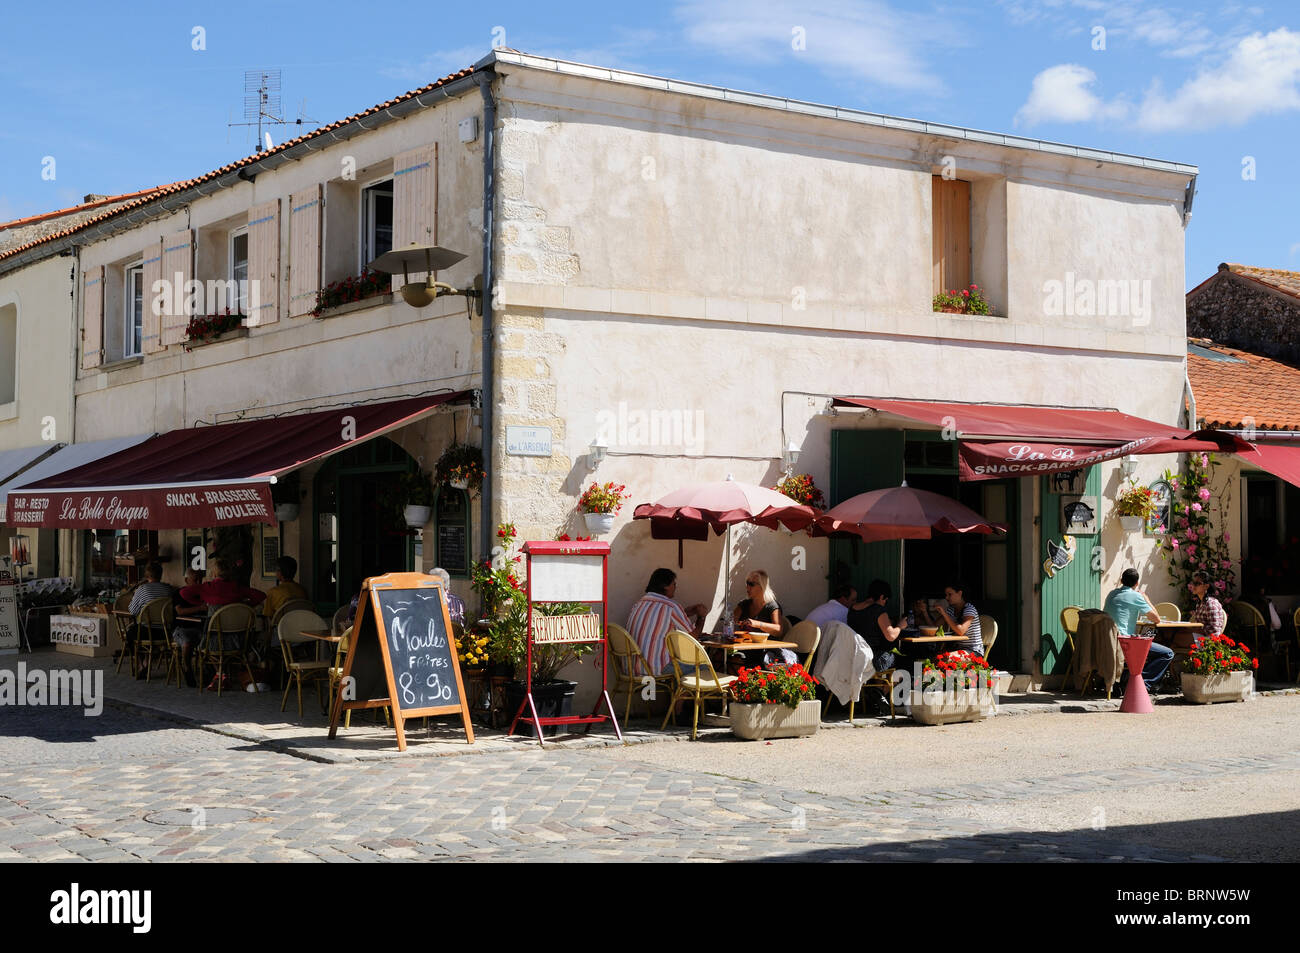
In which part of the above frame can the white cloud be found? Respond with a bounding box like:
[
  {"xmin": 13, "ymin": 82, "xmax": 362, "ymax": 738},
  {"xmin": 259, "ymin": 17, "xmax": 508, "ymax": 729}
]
[
  {"xmin": 379, "ymin": 46, "xmax": 485, "ymax": 86},
  {"xmin": 999, "ymin": 0, "xmax": 1229, "ymax": 58},
  {"xmin": 1135, "ymin": 28, "xmax": 1300, "ymax": 131},
  {"xmin": 1015, "ymin": 64, "xmax": 1130, "ymax": 126},
  {"xmin": 1289, "ymin": 242, "xmax": 1300, "ymax": 259},
  {"xmin": 675, "ymin": 0, "xmax": 946, "ymax": 95}
]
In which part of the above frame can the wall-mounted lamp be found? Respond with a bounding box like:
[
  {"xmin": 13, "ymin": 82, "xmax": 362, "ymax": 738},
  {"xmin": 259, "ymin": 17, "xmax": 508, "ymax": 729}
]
[
  {"xmin": 368, "ymin": 244, "xmax": 483, "ymax": 317},
  {"xmin": 1119, "ymin": 454, "xmax": 1139, "ymax": 480},
  {"xmin": 588, "ymin": 438, "xmax": 608, "ymax": 471},
  {"xmin": 781, "ymin": 442, "xmax": 801, "ymax": 475}
]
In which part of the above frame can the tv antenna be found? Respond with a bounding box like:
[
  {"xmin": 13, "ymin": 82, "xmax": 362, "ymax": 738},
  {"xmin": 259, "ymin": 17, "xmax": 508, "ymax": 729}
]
[{"xmin": 227, "ymin": 69, "xmax": 318, "ymax": 152}]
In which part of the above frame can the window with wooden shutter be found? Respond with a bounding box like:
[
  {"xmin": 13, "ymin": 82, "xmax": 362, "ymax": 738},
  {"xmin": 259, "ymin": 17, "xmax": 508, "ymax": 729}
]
[
  {"xmin": 80, "ymin": 265, "xmax": 104, "ymax": 369},
  {"xmin": 160, "ymin": 231, "xmax": 194, "ymax": 346},
  {"xmin": 288, "ymin": 186, "xmax": 321, "ymax": 317},
  {"xmin": 247, "ymin": 199, "xmax": 280, "ymax": 327},
  {"xmin": 141, "ymin": 241, "xmax": 164, "ymax": 354},
  {"xmin": 932, "ymin": 177, "xmax": 971, "ymax": 297},
  {"xmin": 393, "ymin": 145, "xmax": 437, "ymax": 249}
]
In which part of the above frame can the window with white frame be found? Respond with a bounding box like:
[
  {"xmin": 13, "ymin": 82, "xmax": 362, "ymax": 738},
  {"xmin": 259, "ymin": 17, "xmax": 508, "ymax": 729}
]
[
  {"xmin": 124, "ymin": 262, "xmax": 144, "ymax": 358},
  {"xmin": 361, "ymin": 180, "xmax": 393, "ymax": 268},
  {"xmin": 230, "ymin": 227, "xmax": 249, "ymax": 314}
]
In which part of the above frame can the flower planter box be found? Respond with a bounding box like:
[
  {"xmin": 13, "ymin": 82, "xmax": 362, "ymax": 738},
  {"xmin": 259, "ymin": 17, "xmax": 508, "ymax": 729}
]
[
  {"xmin": 584, "ymin": 513, "xmax": 615, "ymax": 534},
  {"xmin": 313, "ymin": 292, "xmax": 394, "ymax": 320},
  {"xmin": 185, "ymin": 328, "xmax": 248, "ymax": 349},
  {"xmin": 1181, "ymin": 671, "xmax": 1253, "ymax": 704},
  {"xmin": 908, "ymin": 687, "xmax": 996, "ymax": 725},
  {"xmin": 729, "ymin": 699, "xmax": 820, "ymax": 740}
]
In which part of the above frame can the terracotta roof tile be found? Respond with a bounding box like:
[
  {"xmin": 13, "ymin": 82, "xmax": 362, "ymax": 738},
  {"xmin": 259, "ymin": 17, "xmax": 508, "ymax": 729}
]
[
  {"xmin": 0, "ymin": 63, "xmax": 481, "ymax": 265},
  {"xmin": 1189, "ymin": 340, "xmax": 1300, "ymax": 431},
  {"xmin": 1221, "ymin": 262, "xmax": 1300, "ymax": 300}
]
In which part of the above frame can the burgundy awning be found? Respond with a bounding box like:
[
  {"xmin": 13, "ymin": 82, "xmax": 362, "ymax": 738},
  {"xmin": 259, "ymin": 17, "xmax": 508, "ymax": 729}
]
[
  {"xmin": 832, "ymin": 397, "xmax": 1250, "ymax": 481},
  {"xmin": 1239, "ymin": 443, "xmax": 1300, "ymax": 489},
  {"xmin": 6, "ymin": 392, "xmax": 469, "ymax": 529}
]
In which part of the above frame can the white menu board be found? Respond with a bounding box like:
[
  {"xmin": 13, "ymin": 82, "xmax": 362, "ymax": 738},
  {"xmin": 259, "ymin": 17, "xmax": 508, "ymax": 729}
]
[
  {"xmin": 0, "ymin": 572, "xmax": 18, "ymax": 654},
  {"xmin": 529, "ymin": 555, "xmax": 604, "ymax": 602}
]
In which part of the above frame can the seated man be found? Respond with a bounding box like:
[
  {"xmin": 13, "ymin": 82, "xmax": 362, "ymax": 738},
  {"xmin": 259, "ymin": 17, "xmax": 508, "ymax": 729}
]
[
  {"xmin": 428, "ymin": 567, "xmax": 466, "ymax": 625},
  {"xmin": 804, "ymin": 584, "xmax": 856, "ymax": 631},
  {"xmin": 262, "ymin": 555, "xmax": 309, "ymax": 624},
  {"xmin": 125, "ymin": 562, "xmax": 175, "ymax": 678},
  {"xmin": 1103, "ymin": 567, "xmax": 1173, "ymax": 693},
  {"xmin": 171, "ymin": 567, "xmax": 208, "ymax": 686},
  {"xmin": 179, "ymin": 558, "xmax": 266, "ymax": 654}
]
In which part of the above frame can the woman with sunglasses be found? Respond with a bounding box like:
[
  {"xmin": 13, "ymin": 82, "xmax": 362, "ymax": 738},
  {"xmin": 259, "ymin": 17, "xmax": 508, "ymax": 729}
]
[
  {"xmin": 1188, "ymin": 571, "xmax": 1226, "ymax": 645},
  {"xmin": 733, "ymin": 570, "xmax": 784, "ymax": 636}
]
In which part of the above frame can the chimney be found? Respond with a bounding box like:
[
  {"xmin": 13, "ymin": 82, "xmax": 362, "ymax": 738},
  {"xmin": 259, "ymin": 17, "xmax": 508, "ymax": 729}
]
[{"xmin": 82, "ymin": 193, "xmax": 109, "ymax": 205}]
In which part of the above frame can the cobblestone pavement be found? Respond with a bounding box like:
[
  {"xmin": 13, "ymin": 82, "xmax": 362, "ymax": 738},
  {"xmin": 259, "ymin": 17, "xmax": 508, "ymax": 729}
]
[{"xmin": 1, "ymin": 702, "xmax": 1275, "ymax": 862}]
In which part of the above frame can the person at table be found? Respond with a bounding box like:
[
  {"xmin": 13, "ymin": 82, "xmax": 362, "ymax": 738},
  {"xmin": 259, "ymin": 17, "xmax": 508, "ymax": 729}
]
[
  {"xmin": 179, "ymin": 558, "xmax": 266, "ymax": 654},
  {"xmin": 909, "ymin": 595, "xmax": 937, "ymax": 629},
  {"xmin": 933, "ymin": 582, "xmax": 985, "ymax": 656},
  {"xmin": 429, "ymin": 567, "xmax": 466, "ymax": 626},
  {"xmin": 1188, "ymin": 571, "xmax": 1226, "ymax": 644},
  {"xmin": 262, "ymin": 555, "xmax": 309, "ymax": 623},
  {"xmin": 629, "ymin": 568, "xmax": 706, "ymax": 674},
  {"xmin": 1103, "ymin": 567, "xmax": 1173, "ymax": 693},
  {"xmin": 733, "ymin": 570, "xmax": 783, "ymax": 636},
  {"xmin": 123, "ymin": 562, "xmax": 174, "ymax": 678},
  {"xmin": 846, "ymin": 579, "xmax": 904, "ymax": 671},
  {"xmin": 804, "ymin": 584, "xmax": 856, "ymax": 630},
  {"xmin": 171, "ymin": 568, "xmax": 208, "ymax": 687}
]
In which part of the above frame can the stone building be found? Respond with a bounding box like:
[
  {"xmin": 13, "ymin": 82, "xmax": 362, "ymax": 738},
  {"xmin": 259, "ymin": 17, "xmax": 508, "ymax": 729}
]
[{"xmin": 1187, "ymin": 263, "xmax": 1300, "ymax": 365}]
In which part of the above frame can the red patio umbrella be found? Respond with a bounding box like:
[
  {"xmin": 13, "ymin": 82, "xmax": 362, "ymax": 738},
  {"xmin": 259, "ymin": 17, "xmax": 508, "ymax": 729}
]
[{"xmin": 812, "ymin": 485, "xmax": 1006, "ymax": 541}]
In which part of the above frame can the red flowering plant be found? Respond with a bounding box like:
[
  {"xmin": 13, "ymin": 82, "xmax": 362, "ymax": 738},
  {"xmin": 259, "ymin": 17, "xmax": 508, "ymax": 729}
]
[
  {"xmin": 577, "ymin": 481, "xmax": 629, "ymax": 515},
  {"xmin": 932, "ymin": 284, "xmax": 992, "ymax": 316},
  {"xmin": 310, "ymin": 268, "xmax": 390, "ymax": 316},
  {"xmin": 1185, "ymin": 634, "xmax": 1257, "ymax": 676},
  {"xmin": 470, "ymin": 523, "xmax": 528, "ymax": 668},
  {"xmin": 730, "ymin": 664, "xmax": 819, "ymax": 709},
  {"xmin": 182, "ymin": 308, "xmax": 243, "ymax": 349},
  {"xmin": 920, "ymin": 649, "xmax": 995, "ymax": 692},
  {"xmin": 1159, "ymin": 454, "xmax": 1236, "ymax": 616},
  {"xmin": 773, "ymin": 473, "xmax": 824, "ymax": 508}
]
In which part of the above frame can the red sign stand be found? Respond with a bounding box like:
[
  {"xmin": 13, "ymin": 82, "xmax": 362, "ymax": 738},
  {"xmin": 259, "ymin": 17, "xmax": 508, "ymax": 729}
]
[{"xmin": 508, "ymin": 540, "xmax": 623, "ymax": 747}]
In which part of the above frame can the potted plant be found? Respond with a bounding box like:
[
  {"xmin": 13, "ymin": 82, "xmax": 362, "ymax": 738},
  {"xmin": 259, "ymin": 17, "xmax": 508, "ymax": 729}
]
[
  {"xmin": 728, "ymin": 664, "xmax": 821, "ymax": 740},
  {"xmin": 398, "ymin": 469, "xmax": 435, "ymax": 527},
  {"xmin": 310, "ymin": 268, "xmax": 391, "ymax": 316},
  {"xmin": 1116, "ymin": 480, "xmax": 1158, "ymax": 531},
  {"xmin": 908, "ymin": 650, "xmax": 998, "ymax": 725},
  {"xmin": 1181, "ymin": 634, "xmax": 1256, "ymax": 704},
  {"xmin": 932, "ymin": 285, "xmax": 992, "ymax": 316},
  {"xmin": 471, "ymin": 523, "xmax": 528, "ymax": 677},
  {"xmin": 577, "ymin": 481, "xmax": 629, "ymax": 535},
  {"xmin": 183, "ymin": 309, "xmax": 244, "ymax": 350},
  {"xmin": 773, "ymin": 473, "xmax": 824, "ymax": 508},
  {"xmin": 434, "ymin": 443, "xmax": 485, "ymax": 494},
  {"xmin": 504, "ymin": 600, "xmax": 597, "ymax": 736}
]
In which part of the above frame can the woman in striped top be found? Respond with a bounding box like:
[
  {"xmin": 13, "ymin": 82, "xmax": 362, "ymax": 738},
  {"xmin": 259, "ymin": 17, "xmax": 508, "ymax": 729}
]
[{"xmin": 627, "ymin": 568, "xmax": 707, "ymax": 674}]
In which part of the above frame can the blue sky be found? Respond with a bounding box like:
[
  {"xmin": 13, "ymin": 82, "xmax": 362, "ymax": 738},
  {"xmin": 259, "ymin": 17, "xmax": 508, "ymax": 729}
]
[{"xmin": 2, "ymin": 0, "xmax": 1297, "ymax": 286}]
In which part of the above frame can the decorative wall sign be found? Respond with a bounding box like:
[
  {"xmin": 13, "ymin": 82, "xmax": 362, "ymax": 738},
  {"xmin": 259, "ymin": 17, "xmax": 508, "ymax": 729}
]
[
  {"xmin": 1145, "ymin": 480, "xmax": 1171, "ymax": 536},
  {"xmin": 260, "ymin": 522, "xmax": 280, "ymax": 579},
  {"xmin": 1060, "ymin": 494, "xmax": 1098, "ymax": 535},
  {"xmin": 1047, "ymin": 467, "xmax": 1088, "ymax": 496},
  {"xmin": 1043, "ymin": 535, "xmax": 1076, "ymax": 579}
]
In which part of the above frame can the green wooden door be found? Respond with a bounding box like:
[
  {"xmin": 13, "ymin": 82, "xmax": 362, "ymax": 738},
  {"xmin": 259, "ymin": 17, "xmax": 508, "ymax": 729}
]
[
  {"xmin": 829, "ymin": 430, "xmax": 903, "ymax": 608},
  {"xmin": 1039, "ymin": 467, "xmax": 1102, "ymax": 675}
]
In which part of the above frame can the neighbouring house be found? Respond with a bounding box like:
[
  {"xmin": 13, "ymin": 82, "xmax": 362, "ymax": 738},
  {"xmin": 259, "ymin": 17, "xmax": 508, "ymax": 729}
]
[
  {"xmin": 1187, "ymin": 262, "xmax": 1300, "ymax": 365},
  {"xmin": 0, "ymin": 50, "xmax": 1218, "ymax": 700}
]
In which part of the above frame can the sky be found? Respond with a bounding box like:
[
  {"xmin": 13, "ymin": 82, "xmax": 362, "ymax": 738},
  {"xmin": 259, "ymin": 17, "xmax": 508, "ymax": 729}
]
[{"xmin": 2, "ymin": 0, "xmax": 1297, "ymax": 287}]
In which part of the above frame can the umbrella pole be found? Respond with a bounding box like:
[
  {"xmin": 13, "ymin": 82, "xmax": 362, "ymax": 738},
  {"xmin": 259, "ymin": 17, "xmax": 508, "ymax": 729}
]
[
  {"xmin": 725, "ymin": 524, "xmax": 733, "ymax": 615},
  {"xmin": 899, "ymin": 539, "xmax": 905, "ymax": 610}
]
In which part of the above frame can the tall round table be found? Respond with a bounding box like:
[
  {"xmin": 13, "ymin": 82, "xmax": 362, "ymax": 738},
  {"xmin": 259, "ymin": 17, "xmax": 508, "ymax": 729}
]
[{"xmin": 1117, "ymin": 635, "xmax": 1155, "ymax": 713}]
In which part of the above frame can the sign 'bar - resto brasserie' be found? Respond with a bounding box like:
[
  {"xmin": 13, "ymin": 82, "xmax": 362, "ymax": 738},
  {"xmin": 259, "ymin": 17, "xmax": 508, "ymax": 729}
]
[{"xmin": 5, "ymin": 481, "xmax": 275, "ymax": 529}]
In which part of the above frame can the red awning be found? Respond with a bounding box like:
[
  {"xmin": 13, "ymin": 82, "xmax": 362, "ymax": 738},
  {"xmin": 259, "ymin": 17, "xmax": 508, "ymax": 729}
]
[
  {"xmin": 6, "ymin": 392, "xmax": 469, "ymax": 529},
  {"xmin": 1239, "ymin": 443, "xmax": 1300, "ymax": 489},
  {"xmin": 832, "ymin": 397, "xmax": 1250, "ymax": 481}
]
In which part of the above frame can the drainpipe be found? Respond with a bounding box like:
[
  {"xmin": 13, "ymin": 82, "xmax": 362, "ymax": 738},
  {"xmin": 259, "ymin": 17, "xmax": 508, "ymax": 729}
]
[
  {"xmin": 475, "ymin": 71, "xmax": 497, "ymax": 559},
  {"xmin": 1183, "ymin": 370, "xmax": 1197, "ymax": 430}
]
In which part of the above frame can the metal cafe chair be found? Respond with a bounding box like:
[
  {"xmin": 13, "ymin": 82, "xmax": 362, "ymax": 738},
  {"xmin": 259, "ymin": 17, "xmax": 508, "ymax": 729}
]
[
  {"xmin": 135, "ymin": 597, "xmax": 175, "ymax": 684},
  {"xmin": 195, "ymin": 603, "xmax": 258, "ymax": 697},
  {"xmin": 277, "ymin": 610, "xmax": 330, "ymax": 718}
]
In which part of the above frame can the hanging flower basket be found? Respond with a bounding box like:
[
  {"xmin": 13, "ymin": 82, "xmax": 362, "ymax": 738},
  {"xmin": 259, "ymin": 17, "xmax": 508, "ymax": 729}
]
[
  {"xmin": 584, "ymin": 513, "xmax": 615, "ymax": 535},
  {"xmin": 1119, "ymin": 515, "xmax": 1144, "ymax": 531},
  {"xmin": 435, "ymin": 444, "xmax": 485, "ymax": 495},
  {"xmin": 403, "ymin": 505, "xmax": 432, "ymax": 527}
]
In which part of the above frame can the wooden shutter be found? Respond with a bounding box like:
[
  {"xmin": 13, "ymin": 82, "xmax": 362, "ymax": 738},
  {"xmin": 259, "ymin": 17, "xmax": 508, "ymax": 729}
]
[
  {"xmin": 80, "ymin": 266, "xmax": 104, "ymax": 369},
  {"xmin": 141, "ymin": 241, "xmax": 164, "ymax": 354},
  {"xmin": 392, "ymin": 144, "xmax": 437, "ymax": 249},
  {"xmin": 288, "ymin": 186, "xmax": 321, "ymax": 317},
  {"xmin": 247, "ymin": 199, "xmax": 280, "ymax": 327},
  {"xmin": 160, "ymin": 230, "xmax": 194, "ymax": 346},
  {"xmin": 932, "ymin": 177, "xmax": 971, "ymax": 296}
]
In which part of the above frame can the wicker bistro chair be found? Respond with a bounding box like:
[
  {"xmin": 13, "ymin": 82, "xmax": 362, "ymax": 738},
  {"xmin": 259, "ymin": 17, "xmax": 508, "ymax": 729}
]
[
  {"xmin": 607, "ymin": 623, "xmax": 674, "ymax": 723},
  {"xmin": 1059, "ymin": 606, "xmax": 1083, "ymax": 691},
  {"xmin": 1229, "ymin": 600, "xmax": 1269, "ymax": 659},
  {"xmin": 195, "ymin": 603, "xmax": 258, "ymax": 697},
  {"xmin": 785, "ymin": 620, "xmax": 822, "ymax": 672},
  {"xmin": 1154, "ymin": 602, "xmax": 1181, "ymax": 622},
  {"xmin": 135, "ymin": 598, "xmax": 176, "ymax": 683},
  {"xmin": 660, "ymin": 630, "xmax": 736, "ymax": 740},
  {"xmin": 978, "ymin": 615, "xmax": 998, "ymax": 659},
  {"xmin": 111, "ymin": 590, "xmax": 135, "ymax": 674},
  {"xmin": 278, "ymin": 611, "xmax": 331, "ymax": 718},
  {"xmin": 329, "ymin": 626, "xmax": 353, "ymax": 727}
]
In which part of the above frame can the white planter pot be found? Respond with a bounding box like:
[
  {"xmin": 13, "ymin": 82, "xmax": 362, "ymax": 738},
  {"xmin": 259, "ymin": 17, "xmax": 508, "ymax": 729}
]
[
  {"xmin": 908, "ymin": 686, "xmax": 997, "ymax": 725},
  {"xmin": 584, "ymin": 513, "xmax": 615, "ymax": 534},
  {"xmin": 1119, "ymin": 515, "xmax": 1144, "ymax": 531},
  {"xmin": 274, "ymin": 503, "xmax": 299, "ymax": 522},
  {"xmin": 729, "ymin": 699, "xmax": 820, "ymax": 740},
  {"xmin": 403, "ymin": 505, "xmax": 432, "ymax": 527},
  {"xmin": 1181, "ymin": 670, "xmax": 1253, "ymax": 704}
]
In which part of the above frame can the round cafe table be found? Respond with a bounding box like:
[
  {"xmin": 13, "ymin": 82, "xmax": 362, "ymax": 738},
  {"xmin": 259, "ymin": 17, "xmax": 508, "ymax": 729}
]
[{"xmin": 1117, "ymin": 636, "xmax": 1155, "ymax": 713}]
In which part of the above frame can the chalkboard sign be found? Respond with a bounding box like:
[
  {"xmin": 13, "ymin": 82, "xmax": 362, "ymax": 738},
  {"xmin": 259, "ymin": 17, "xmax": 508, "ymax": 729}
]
[
  {"xmin": 435, "ymin": 489, "xmax": 468, "ymax": 575},
  {"xmin": 327, "ymin": 572, "xmax": 474, "ymax": 750}
]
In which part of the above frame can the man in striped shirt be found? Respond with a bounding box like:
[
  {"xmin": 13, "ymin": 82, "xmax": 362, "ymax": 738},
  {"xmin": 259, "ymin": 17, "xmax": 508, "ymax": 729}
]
[
  {"xmin": 124, "ymin": 562, "xmax": 174, "ymax": 678},
  {"xmin": 627, "ymin": 568, "xmax": 706, "ymax": 674}
]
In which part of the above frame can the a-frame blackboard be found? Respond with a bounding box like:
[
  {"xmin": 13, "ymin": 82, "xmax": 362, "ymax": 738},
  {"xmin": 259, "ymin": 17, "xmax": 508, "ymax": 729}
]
[{"xmin": 327, "ymin": 572, "xmax": 474, "ymax": 750}]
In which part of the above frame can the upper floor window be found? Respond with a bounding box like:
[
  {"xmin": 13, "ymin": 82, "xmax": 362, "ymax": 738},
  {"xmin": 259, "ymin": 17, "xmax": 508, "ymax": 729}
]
[
  {"xmin": 362, "ymin": 180, "xmax": 393, "ymax": 268},
  {"xmin": 230, "ymin": 227, "xmax": 249, "ymax": 314},
  {"xmin": 124, "ymin": 262, "xmax": 144, "ymax": 358}
]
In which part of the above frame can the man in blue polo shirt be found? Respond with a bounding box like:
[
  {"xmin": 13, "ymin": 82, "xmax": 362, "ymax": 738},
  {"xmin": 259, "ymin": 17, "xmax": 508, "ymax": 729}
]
[{"xmin": 1103, "ymin": 567, "xmax": 1173, "ymax": 693}]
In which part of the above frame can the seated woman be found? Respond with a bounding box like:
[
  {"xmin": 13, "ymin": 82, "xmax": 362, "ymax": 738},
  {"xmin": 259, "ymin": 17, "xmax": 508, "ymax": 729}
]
[
  {"xmin": 1188, "ymin": 571, "xmax": 1226, "ymax": 644},
  {"xmin": 734, "ymin": 570, "xmax": 795, "ymax": 665},
  {"xmin": 847, "ymin": 579, "xmax": 904, "ymax": 671},
  {"xmin": 627, "ymin": 568, "xmax": 706, "ymax": 674},
  {"xmin": 933, "ymin": 581, "xmax": 984, "ymax": 656}
]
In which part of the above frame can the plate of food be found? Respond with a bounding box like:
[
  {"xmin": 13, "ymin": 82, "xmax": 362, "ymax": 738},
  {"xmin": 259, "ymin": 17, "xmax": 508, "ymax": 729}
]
[{"xmin": 918, "ymin": 626, "xmax": 939, "ymax": 637}]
